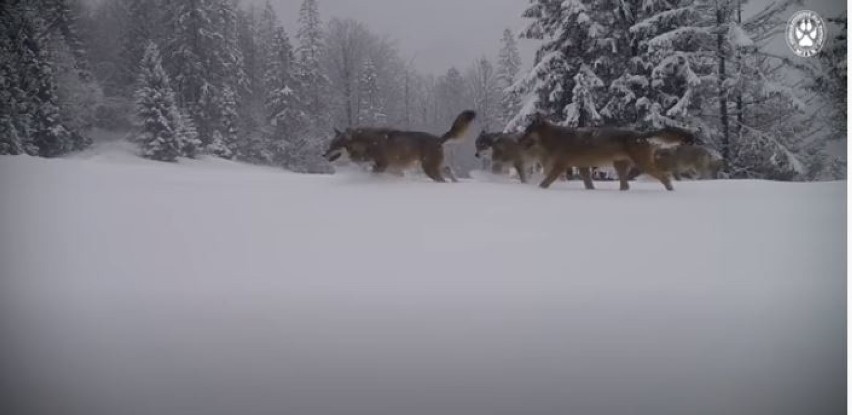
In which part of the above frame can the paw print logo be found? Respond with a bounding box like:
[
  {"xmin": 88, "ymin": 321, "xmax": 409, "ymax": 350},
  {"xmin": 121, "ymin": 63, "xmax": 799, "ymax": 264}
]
[
  {"xmin": 787, "ymin": 10, "xmax": 826, "ymax": 57},
  {"xmin": 795, "ymin": 18, "xmax": 817, "ymax": 47}
]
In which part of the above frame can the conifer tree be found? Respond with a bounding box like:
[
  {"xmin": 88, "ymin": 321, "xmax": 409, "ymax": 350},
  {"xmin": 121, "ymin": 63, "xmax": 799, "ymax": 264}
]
[
  {"xmin": 133, "ymin": 42, "xmax": 185, "ymax": 162},
  {"xmin": 496, "ymin": 28, "xmax": 522, "ymax": 128}
]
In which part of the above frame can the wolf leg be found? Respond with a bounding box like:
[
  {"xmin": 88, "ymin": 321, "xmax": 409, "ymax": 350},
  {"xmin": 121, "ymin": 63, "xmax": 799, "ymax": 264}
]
[
  {"xmin": 514, "ymin": 160, "xmax": 528, "ymax": 183},
  {"xmin": 423, "ymin": 165, "xmax": 446, "ymax": 182},
  {"xmin": 578, "ymin": 167, "xmax": 595, "ymax": 190},
  {"xmin": 443, "ymin": 165, "xmax": 459, "ymax": 182},
  {"xmin": 540, "ymin": 162, "xmax": 567, "ymax": 189},
  {"xmin": 421, "ymin": 157, "xmax": 446, "ymax": 182},
  {"xmin": 628, "ymin": 147, "xmax": 674, "ymax": 191},
  {"xmin": 613, "ymin": 160, "xmax": 631, "ymax": 191}
]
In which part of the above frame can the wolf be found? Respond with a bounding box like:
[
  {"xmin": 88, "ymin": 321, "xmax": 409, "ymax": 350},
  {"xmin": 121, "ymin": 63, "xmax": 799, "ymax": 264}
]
[
  {"xmin": 653, "ymin": 145, "xmax": 723, "ymax": 180},
  {"xmin": 474, "ymin": 131, "xmax": 589, "ymax": 185},
  {"xmin": 323, "ymin": 110, "xmax": 477, "ymax": 182},
  {"xmin": 518, "ymin": 115, "xmax": 697, "ymax": 191},
  {"xmin": 474, "ymin": 131, "xmax": 543, "ymax": 183},
  {"xmin": 323, "ymin": 127, "xmax": 391, "ymax": 165},
  {"xmin": 625, "ymin": 144, "xmax": 722, "ymax": 180}
]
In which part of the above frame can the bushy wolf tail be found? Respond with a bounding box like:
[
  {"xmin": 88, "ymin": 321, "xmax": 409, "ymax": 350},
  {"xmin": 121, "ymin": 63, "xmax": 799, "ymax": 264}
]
[
  {"xmin": 440, "ymin": 110, "xmax": 477, "ymax": 144},
  {"xmin": 641, "ymin": 127, "xmax": 700, "ymax": 147}
]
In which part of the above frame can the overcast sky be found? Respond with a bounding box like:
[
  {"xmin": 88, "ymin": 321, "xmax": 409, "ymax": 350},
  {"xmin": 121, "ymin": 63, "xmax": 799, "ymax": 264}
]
[
  {"xmin": 251, "ymin": 0, "xmax": 538, "ymax": 75},
  {"xmin": 252, "ymin": 0, "xmax": 845, "ymax": 76}
]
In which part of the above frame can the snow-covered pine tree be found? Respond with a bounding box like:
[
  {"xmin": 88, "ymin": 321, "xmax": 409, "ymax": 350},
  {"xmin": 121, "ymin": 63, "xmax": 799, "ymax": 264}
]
[
  {"xmin": 724, "ymin": 0, "xmax": 823, "ymax": 179},
  {"xmin": 264, "ymin": 25, "xmax": 307, "ymax": 167},
  {"xmin": 214, "ymin": 0, "xmax": 248, "ymax": 95},
  {"xmin": 133, "ymin": 42, "xmax": 185, "ymax": 162},
  {"xmin": 176, "ymin": 107, "xmax": 202, "ymax": 158},
  {"xmin": 31, "ymin": 0, "xmax": 94, "ymax": 153},
  {"xmin": 119, "ymin": 0, "xmax": 161, "ymax": 93},
  {"xmin": 808, "ymin": 15, "xmax": 847, "ymax": 141},
  {"xmin": 0, "ymin": 0, "xmax": 29, "ymax": 155},
  {"xmin": 358, "ymin": 58, "xmax": 385, "ymax": 125},
  {"xmin": 164, "ymin": 0, "xmax": 246, "ymax": 156},
  {"xmin": 600, "ymin": 0, "xmax": 712, "ymax": 131},
  {"xmin": 799, "ymin": 14, "xmax": 847, "ymax": 180},
  {"xmin": 210, "ymin": 85, "xmax": 239, "ymax": 159},
  {"xmin": 496, "ymin": 28, "xmax": 522, "ymax": 129},
  {"xmin": 290, "ymin": 0, "xmax": 333, "ymax": 173},
  {"xmin": 38, "ymin": 0, "xmax": 91, "ymax": 81},
  {"xmin": 235, "ymin": 6, "xmax": 263, "ymax": 139},
  {"xmin": 509, "ymin": 0, "xmax": 611, "ymax": 129},
  {"xmin": 0, "ymin": 1, "xmax": 81, "ymax": 157},
  {"xmin": 295, "ymin": 0, "xmax": 329, "ymax": 125},
  {"xmin": 163, "ymin": 0, "xmax": 219, "ymax": 145},
  {"xmin": 49, "ymin": 20, "xmax": 102, "ymax": 137}
]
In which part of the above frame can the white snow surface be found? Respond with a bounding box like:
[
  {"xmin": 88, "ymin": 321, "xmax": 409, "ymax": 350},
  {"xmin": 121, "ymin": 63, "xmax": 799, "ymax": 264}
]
[{"xmin": 0, "ymin": 146, "xmax": 846, "ymax": 415}]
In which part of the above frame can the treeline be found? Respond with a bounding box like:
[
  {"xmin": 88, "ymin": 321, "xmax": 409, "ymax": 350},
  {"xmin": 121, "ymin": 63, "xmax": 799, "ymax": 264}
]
[
  {"xmin": 511, "ymin": 0, "xmax": 846, "ymax": 180},
  {"xmin": 0, "ymin": 0, "xmax": 525, "ymax": 176},
  {"xmin": 1, "ymin": 0, "xmax": 845, "ymax": 180}
]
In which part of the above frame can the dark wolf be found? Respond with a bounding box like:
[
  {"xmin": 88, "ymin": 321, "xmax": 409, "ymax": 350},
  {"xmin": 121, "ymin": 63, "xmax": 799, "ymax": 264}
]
[
  {"xmin": 474, "ymin": 131, "xmax": 583, "ymax": 184},
  {"xmin": 323, "ymin": 111, "xmax": 476, "ymax": 182},
  {"xmin": 518, "ymin": 115, "xmax": 697, "ymax": 191},
  {"xmin": 627, "ymin": 144, "xmax": 723, "ymax": 181},
  {"xmin": 653, "ymin": 145, "xmax": 723, "ymax": 180}
]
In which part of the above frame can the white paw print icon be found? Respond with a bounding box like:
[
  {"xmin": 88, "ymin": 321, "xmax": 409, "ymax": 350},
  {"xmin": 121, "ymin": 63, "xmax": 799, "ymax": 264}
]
[
  {"xmin": 787, "ymin": 10, "xmax": 826, "ymax": 57},
  {"xmin": 795, "ymin": 18, "xmax": 817, "ymax": 47}
]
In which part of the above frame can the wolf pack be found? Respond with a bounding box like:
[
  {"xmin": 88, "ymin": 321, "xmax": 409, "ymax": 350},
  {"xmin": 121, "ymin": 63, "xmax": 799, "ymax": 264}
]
[{"xmin": 323, "ymin": 110, "xmax": 724, "ymax": 191}]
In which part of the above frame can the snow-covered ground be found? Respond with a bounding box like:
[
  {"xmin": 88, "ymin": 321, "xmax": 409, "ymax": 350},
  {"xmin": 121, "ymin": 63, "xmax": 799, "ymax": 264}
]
[{"xmin": 0, "ymin": 147, "xmax": 845, "ymax": 415}]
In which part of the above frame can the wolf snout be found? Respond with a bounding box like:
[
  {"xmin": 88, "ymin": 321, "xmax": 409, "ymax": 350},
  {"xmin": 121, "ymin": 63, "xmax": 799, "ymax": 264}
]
[{"xmin": 324, "ymin": 149, "xmax": 342, "ymax": 162}]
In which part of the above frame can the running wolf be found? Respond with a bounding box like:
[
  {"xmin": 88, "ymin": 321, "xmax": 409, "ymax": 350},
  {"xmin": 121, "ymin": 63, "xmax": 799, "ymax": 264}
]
[
  {"xmin": 323, "ymin": 111, "xmax": 477, "ymax": 182},
  {"xmin": 654, "ymin": 145, "xmax": 723, "ymax": 180},
  {"xmin": 518, "ymin": 115, "xmax": 697, "ymax": 191},
  {"xmin": 474, "ymin": 131, "xmax": 586, "ymax": 185},
  {"xmin": 474, "ymin": 131, "xmax": 543, "ymax": 183}
]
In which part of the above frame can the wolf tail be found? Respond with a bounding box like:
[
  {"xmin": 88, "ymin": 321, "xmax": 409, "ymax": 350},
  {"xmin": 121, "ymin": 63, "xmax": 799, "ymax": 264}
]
[
  {"xmin": 642, "ymin": 127, "xmax": 700, "ymax": 147},
  {"xmin": 440, "ymin": 110, "xmax": 477, "ymax": 144}
]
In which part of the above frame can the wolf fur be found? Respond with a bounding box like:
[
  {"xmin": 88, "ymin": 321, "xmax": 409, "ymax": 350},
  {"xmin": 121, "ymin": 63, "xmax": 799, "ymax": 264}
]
[
  {"xmin": 653, "ymin": 145, "xmax": 723, "ymax": 180},
  {"xmin": 323, "ymin": 111, "xmax": 476, "ymax": 182},
  {"xmin": 518, "ymin": 115, "xmax": 697, "ymax": 191}
]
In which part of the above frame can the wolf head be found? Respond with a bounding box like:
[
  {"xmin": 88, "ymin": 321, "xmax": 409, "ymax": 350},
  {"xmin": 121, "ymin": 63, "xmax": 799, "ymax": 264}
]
[
  {"xmin": 324, "ymin": 128, "xmax": 378, "ymax": 163},
  {"xmin": 474, "ymin": 132, "xmax": 498, "ymax": 158},
  {"xmin": 323, "ymin": 128, "xmax": 350, "ymax": 162}
]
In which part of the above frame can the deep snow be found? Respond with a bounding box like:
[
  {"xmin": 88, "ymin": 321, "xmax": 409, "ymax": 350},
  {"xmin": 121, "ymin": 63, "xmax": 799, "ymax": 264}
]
[{"xmin": 0, "ymin": 147, "xmax": 846, "ymax": 415}]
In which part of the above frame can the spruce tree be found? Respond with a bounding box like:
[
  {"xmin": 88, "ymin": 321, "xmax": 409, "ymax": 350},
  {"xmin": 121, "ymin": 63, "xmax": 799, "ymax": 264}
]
[
  {"xmin": 133, "ymin": 42, "xmax": 184, "ymax": 162},
  {"xmin": 513, "ymin": 0, "xmax": 611, "ymax": 128},
  {"xmin": 496, "ymin": 29, "xmax": 522, "ymax": 128},
  {"xmin": 19, "ymin": 4, "xmax": 77, "ymax": 157},
  {"xmin": 164, "ymin": 0, "xmax": 245, "ymax": 156},
  {"xmin": 120, "ymin": 0, "xmax": 161, "ymax": 92},
  {"xmin": 295, "ymin": 0, "xmax": 329, "ymax": 125}
]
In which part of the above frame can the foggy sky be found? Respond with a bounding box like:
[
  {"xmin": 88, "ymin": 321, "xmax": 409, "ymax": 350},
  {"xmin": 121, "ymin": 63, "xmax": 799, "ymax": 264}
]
[
  {"xmin": 253, "ymin": 0, "xmax": 845, "ymax": 76},
  {"xmin": 252, "ymin": 0, "xmax": 537, "ymax": 75}
]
